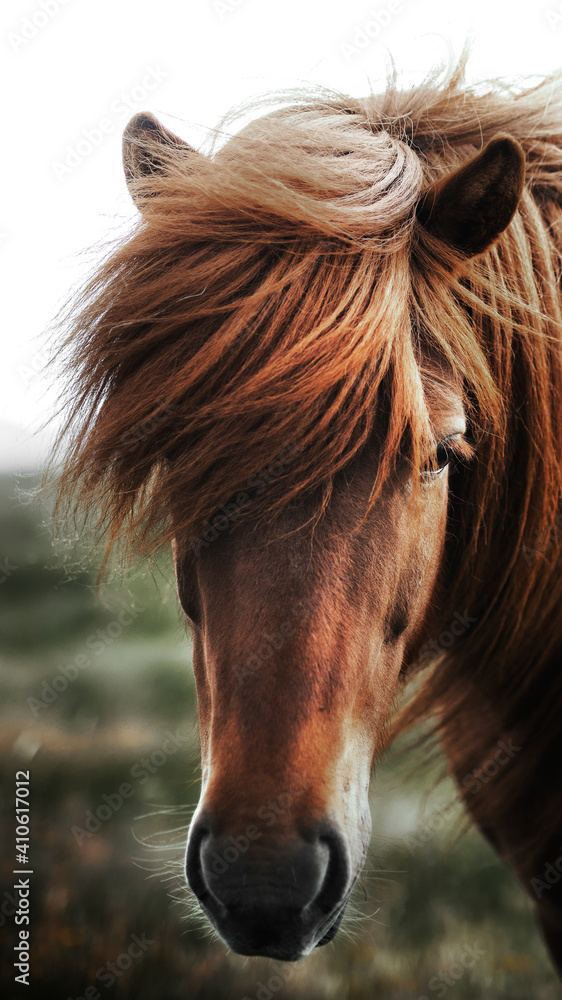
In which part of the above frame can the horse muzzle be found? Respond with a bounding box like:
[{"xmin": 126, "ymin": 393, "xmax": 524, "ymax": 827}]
[{"xmin": 186, "ymin": 814, "xmax": 352, "ymax": 960}]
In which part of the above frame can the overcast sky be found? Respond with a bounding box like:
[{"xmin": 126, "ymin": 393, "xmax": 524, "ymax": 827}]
[{"xmin": 2, "ymin": 0, "xmax": 562, "ymax": 468}]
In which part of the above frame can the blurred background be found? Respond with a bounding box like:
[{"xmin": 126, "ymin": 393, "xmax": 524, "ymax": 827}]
[{"xmin": 2, "ymin": 0, "xmax": 562, "ymax": 996}]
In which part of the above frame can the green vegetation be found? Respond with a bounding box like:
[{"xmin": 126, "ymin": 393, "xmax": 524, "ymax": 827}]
[{"xmin": 0, "ymin": 473, "xmax": 558, "ymax": 998}]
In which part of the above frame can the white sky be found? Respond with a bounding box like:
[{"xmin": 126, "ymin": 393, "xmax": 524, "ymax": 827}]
[{"xmin": 2, "ymin": 0, "xmax": 562, "ymax": 468}]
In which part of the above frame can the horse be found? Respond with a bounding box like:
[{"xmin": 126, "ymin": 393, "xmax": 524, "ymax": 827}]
[{"xmin": 51, "ymin": 58, "xmax": 562, "ymax": 969}]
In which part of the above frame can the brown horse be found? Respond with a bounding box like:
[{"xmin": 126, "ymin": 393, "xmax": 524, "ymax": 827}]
[{"xmin": 52, "ymin": 59, "xmax": 562, "ymax": 967}]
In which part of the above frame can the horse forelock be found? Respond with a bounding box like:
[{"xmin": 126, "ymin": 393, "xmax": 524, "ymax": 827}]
[
  {"xmin": 49, "ymin": 102, "xmax": 446, "ymax": 557},
  {"xmin": 53, "ymin": 242, "xmax": 434, "ymax": 554}
]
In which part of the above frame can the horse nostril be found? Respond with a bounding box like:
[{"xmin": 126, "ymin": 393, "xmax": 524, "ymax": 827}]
[
  {"xmin": 186, "ymin": 820, "xmax": 217, "ymax": 910},
  {"xmin": 314, "ymin": 831, "xmax": 350, "ymax": 915}
]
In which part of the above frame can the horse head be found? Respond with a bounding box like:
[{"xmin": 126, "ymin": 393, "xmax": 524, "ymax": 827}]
[{"xmin": 120, "ymin": 109, "xmax": 524, "ymax": 959}]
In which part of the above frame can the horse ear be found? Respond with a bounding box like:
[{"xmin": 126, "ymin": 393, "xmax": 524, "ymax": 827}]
[
  {"xmin": 122, "ymin": 112, "xmax": 199, "ymax": 209},
  {"xmin": 416, "ymin": 133, "xmax": 526, "ymax": 258}
]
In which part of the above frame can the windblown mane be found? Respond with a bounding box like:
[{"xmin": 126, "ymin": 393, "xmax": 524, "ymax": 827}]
[{"xmin": 50, "ymin": 56, "xmax": 562, "ymax": 860}]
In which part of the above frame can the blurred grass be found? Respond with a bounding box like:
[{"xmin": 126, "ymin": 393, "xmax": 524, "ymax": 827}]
[{"xmin": 0, "ymin": 472, "xmax": 559, "ymax": 999}]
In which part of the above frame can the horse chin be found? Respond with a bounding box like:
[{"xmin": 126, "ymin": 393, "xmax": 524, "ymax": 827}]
[
  {"xmin": 200, "ymin": 898, "xmax": 349, "ymax": 961},
  {"xmin": 209, "ymin": 923, "xmax": 328, "ymax": 962}
]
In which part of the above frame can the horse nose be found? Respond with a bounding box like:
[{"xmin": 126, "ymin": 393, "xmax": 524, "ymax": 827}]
[{"xmin": 186, "ymin": 816, "xmax": 350, "ymax": 959}]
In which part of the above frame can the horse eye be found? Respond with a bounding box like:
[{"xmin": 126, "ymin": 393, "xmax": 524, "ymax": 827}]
[
  {"xmin": 435, "ymin": 441, "xmax": 451, "ymax": 471},
  {"xmin": 423, "ymin": 437, "xmax": 456, "ymax": 479}
]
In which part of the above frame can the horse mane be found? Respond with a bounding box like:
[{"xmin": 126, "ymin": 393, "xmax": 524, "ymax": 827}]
[{"xmin": 50, "ymin": 55, "xmax": 562, "ymax": 860}]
